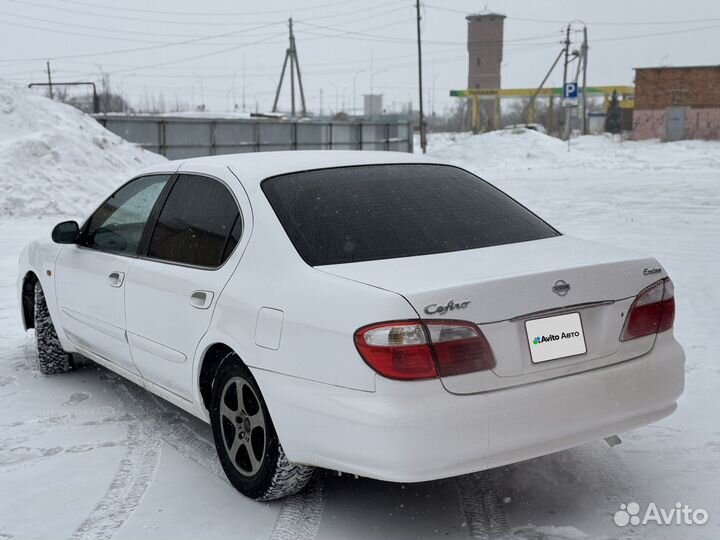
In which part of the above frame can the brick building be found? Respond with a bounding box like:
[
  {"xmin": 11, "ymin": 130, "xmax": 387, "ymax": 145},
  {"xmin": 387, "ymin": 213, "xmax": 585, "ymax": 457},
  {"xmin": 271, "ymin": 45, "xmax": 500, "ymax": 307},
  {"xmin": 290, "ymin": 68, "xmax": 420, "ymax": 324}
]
[{"xmin": 633, "ymin": 65, "xmax": 720, "ymax": 141}]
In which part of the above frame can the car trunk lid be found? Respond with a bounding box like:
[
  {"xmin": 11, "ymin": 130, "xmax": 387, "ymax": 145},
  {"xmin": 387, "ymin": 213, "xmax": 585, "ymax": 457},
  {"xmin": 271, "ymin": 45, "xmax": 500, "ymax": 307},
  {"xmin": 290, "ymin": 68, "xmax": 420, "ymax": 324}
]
[{"xmin": 319, "ymin": 235, "xmax": 666, "ymax": 393}]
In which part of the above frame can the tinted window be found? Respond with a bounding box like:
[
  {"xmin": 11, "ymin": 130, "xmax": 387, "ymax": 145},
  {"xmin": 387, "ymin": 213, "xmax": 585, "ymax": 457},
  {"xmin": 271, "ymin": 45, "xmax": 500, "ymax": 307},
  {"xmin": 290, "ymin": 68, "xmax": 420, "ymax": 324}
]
[
  {"xmin": 262, "ymin": 164, "xmax": 559, "ymax": 266},
  {"xmin": 147, "ymin": 175, "xmax": 240, "ymax": 268},
  {"xmin": 81, "ymin": 174, "xmax": 170, "ymax": 255}
]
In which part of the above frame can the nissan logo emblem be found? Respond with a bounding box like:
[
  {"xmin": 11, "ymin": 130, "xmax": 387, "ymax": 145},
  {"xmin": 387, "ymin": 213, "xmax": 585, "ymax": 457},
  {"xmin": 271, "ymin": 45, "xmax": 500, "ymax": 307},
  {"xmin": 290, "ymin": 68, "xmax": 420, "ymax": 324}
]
[{"xmin": 552, "ymin": 279, "xmax": 571, "ymax": 296}]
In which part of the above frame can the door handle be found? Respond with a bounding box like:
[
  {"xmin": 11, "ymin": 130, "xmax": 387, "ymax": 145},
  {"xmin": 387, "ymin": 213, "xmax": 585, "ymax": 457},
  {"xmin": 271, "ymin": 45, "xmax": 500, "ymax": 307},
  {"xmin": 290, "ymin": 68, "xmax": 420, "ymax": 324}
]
[
  {"xmin": 107, "ymin": 271, "xmax": 125, "ymax": 288},
  {"xmin": 190, "ymin": 290, "xmax": 214, "ymax": 309}
]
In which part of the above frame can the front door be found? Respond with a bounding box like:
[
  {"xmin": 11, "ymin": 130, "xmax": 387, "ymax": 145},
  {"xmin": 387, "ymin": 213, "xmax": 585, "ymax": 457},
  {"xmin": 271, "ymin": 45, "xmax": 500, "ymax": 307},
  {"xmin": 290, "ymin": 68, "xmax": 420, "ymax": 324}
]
[
  {"xmin": 54, "ymin": 174, "xmax": 172, "ymax": 375},
  {"xmin": 125, "ymin": 173, "xmax": 244, "ymax": 401},
  {"xmin": 666, "ymin": 106, "xmax": 687, "ymax": 142}
]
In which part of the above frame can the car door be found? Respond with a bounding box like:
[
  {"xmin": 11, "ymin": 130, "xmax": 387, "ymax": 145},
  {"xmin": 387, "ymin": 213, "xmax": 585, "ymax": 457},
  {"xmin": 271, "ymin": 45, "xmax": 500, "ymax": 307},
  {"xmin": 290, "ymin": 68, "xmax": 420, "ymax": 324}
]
[
  {"xmin": 124, "ymin": 172, "xmax": 245, "ymax": 402},
  {"xmin": 54, "ymin": 174, "xmax": 173, "ymax": 376}
]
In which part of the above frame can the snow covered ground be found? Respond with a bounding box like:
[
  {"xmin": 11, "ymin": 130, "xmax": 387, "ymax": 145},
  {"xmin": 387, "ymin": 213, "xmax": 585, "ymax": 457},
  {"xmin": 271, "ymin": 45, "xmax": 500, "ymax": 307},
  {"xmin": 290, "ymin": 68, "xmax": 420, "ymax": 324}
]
[{"xmin": 0, "ymin": 89, "xmax": 718, "ymax": 539}]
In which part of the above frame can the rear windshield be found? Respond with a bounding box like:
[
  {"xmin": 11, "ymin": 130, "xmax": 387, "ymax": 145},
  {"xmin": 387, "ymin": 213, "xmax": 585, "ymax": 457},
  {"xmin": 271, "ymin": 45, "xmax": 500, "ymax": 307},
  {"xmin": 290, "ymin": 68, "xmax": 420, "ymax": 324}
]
[{"xmin": 261, "ymin": 164, "xmax": 559, "ymax": 266}]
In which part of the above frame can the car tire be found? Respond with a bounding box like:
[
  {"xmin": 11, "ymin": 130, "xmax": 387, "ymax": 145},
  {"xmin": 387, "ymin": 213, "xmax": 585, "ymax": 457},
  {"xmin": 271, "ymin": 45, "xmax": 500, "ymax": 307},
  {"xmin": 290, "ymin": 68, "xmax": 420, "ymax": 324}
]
[
  {"xmin": 210, "ymin": 355, "xmax": 314, "ymax": 501},
  {"xmin": 34, "ymin": 282, "xmax": 72, "ymax": 375}
]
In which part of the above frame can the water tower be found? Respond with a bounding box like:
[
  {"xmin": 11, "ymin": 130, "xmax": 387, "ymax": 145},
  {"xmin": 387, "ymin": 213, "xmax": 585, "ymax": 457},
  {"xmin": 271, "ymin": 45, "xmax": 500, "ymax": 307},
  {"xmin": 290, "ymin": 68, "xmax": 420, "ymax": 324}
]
[{"xmin": 466, "ymin": 11, "xmax": 505, "ymax": 129}]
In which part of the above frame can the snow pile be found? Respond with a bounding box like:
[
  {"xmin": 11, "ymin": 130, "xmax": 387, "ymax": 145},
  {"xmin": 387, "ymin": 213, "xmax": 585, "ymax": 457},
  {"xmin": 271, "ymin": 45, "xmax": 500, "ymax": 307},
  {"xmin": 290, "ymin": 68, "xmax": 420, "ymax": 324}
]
[
  {"xmin": 0, "ymin": 83, "xmax": 165, "ymax": 218},
  {"xmin": 428, "ymin": 127, "xmax": 568, "ymax": 167},
  {"xmin": 428, "ymin": 127, "xmax": 720, "ymax": 175}
]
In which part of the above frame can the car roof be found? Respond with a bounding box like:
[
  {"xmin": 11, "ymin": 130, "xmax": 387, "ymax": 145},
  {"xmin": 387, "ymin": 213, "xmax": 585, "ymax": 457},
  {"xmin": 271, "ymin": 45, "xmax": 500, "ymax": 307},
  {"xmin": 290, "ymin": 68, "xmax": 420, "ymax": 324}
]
[{"xmin": 136, "ymin": 150, "xmax": 443, "ymax": 183}]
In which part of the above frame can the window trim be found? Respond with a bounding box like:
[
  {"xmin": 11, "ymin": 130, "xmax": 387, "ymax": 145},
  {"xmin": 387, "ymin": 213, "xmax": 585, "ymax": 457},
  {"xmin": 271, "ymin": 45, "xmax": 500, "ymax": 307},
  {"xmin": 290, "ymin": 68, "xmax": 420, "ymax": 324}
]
[
  {"xmin": 138, "ymin": 172, "xmax": 244, "ymax": 271},
  {"xmin": 260, "ymin": 163, "xmax": 561, "ymax": 267},
  {"xmin": 76, "ymin": 172, "xmax": 177, "ymax": 259}
]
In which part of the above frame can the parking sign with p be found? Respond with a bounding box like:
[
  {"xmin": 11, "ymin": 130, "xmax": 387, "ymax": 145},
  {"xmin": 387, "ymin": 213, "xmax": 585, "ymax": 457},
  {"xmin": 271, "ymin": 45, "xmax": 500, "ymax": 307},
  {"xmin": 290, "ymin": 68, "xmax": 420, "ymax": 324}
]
[{"xmin": 563, "ymin": 82, "xmax": 578, "ymax": 99}]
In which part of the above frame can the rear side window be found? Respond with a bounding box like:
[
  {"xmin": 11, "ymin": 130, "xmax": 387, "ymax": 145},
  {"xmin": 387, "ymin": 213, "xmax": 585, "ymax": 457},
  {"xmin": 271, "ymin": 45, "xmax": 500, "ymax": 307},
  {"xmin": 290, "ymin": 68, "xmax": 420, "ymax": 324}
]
[
  {"xmin": 147, "ymin": 174, "xmax": 240, "ymax": 268},
  {"xmin": 262, "ymin": 164, "xmax": 559, "ymax": 266}
]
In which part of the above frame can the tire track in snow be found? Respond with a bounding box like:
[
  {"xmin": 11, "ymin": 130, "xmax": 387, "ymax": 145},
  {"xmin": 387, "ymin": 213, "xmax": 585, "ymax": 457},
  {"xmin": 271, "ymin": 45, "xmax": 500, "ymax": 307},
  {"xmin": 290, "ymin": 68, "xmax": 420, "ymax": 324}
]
[
  {"xmin": 74, "ymin": 367, "xmax": 325, "ymax": 540},
  {"xmin": 70, "ymin": 382, "xmax": 162, "ymax": 540},
  {"xmin": 115, "ymin": 373, "xmax": 225, "ymax": 479},
  {"xmin": 269, "ymin": 473, "xmax": 325, "ymax": 540},
  {"xmin": 456, "ymin": 469, "xmax": 510, "ymax": 540},
  {"xmin": 71, "ymin": 420, "xmax": 161, "ymax": 540},
  {"xmin": 114, "ymin": 375, "xmax": 327, "ymax": 540},
  {"xmin": 71, "ymin": 374, "xmax": 224, "ymax": 540}
]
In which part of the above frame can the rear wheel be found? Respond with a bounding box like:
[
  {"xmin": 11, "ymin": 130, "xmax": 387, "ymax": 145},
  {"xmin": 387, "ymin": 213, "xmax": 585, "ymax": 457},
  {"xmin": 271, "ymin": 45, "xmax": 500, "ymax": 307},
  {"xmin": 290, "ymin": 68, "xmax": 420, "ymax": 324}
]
[
  {"xmin": 210, "ymin": 356, "xmax": 314, "ymax": 501},
  {"xmin": 33, "ymin": 282, "xmax": 72, "ymax": 375}
]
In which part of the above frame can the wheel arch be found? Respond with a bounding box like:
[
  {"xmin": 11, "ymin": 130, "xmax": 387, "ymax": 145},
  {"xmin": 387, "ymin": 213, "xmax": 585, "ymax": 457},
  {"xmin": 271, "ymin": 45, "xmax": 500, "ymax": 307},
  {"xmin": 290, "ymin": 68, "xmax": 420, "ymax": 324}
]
[
  {"xmin": 198, "ymin": 342, "xmax": 239, "ymax": 411},
  {"xmin": 21, "ymin": 271, "xmax": 40, "ymax": 329}
]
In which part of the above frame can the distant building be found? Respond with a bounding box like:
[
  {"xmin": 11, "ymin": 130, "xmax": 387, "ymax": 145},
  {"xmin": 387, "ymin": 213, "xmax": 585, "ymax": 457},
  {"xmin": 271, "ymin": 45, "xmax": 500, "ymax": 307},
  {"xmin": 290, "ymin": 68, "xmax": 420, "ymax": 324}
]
[
  {"xmin": 363, "ymin": 94, "xmax": 383, "ymax": 117},
  {"xmin": 466, "ymin": 11, "xmax": 505, "ymax": 89},
  {"xmin": 633, "ymin": 65, "xmax": 720, "ymax": 141},
  {"xmin": 466, "ymin": 11, "xmax": 505, "ymax": 130}
]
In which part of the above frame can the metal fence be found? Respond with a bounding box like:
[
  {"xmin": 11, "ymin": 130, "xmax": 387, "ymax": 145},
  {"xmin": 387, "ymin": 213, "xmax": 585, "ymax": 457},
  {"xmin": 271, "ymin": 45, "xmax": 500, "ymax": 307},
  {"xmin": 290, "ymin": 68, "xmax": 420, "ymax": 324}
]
[{"xmin": 94, "ymin": 115, "xmax": 413, "ymax": 159}]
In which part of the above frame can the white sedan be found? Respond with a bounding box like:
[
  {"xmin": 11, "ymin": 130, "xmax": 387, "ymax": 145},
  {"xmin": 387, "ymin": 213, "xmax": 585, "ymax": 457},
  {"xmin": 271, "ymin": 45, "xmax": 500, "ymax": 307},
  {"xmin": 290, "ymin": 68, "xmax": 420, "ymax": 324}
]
[{"xmin": 17, "ymin": 151, "xmax": 685, "ymax": 501}]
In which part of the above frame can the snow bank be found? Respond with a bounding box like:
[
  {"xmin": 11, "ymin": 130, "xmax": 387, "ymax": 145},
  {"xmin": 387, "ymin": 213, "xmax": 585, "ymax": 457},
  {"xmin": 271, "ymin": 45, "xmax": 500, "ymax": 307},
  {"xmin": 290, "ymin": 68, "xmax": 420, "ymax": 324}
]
[
  {"xmin": 427, "ymin": 127, "xmax": 720, "ymax": 174},
  {"xmin": 0, "ymin": 83, "xmax": 165, "ymax": 219}
]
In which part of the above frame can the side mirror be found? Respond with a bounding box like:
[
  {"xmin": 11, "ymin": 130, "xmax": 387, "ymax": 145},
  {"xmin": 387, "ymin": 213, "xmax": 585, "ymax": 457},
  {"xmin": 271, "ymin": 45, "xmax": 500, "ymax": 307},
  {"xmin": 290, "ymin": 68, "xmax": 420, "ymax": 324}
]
[{"xmin": 51, "ymin": 221, "xmax": 80, "ymax": 244}]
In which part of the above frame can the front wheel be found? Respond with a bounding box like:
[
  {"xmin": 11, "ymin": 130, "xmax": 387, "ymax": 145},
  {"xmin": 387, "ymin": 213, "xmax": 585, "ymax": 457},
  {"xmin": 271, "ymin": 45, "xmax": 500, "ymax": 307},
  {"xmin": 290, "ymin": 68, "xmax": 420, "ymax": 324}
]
[
  {"xmin": 210, "ymin": 356, "xmax": 314, "ymax": 501},
  {"xmin": 34, "ymin": 282, "xmax": 72, "ymax": 375}
]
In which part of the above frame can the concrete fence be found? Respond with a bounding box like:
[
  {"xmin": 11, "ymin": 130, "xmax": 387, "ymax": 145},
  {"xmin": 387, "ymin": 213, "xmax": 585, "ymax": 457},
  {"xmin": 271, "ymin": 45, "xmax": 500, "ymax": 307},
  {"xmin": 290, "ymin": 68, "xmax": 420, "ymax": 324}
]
[{"xmin": 94, "ymin": 115, "xmax": 413, "ymax": 159}]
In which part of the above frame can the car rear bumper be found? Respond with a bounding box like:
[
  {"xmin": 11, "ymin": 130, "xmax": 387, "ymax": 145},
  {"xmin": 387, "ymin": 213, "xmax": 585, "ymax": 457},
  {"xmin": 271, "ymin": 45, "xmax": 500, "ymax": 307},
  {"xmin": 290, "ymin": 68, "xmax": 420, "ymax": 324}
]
[{"xmin": 253, "ymin": 331, "xmax": 685, "ymax": 482}]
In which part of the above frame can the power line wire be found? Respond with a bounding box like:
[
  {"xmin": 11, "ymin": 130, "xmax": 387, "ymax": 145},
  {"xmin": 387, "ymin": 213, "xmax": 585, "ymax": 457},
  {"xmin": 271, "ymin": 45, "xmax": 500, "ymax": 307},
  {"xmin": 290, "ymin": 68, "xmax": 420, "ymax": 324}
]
[
  {"xmin": 295, "ymin": 21, "xmax": 562, "ymax": 47},
  {"xmin": 0, "ymin": 13, "xmax": 286, "ymax": 46},
  {"xmin": 4, "ymin": 0, "xmax": 403, "ymax": 26},
  {"xmin": 423, "ymin": 3, "xmax": 720, "ymax": 26},
  {"xmin": 0, "ymin": 0, "xmax": 408, "ymax": 41},
  {"xmin": 104, "ymin": 32, "xmax": 287, "ymax": 75},
  {"xmin": 28, "ymin": 0, "xmax": 362, "ymax": 17},
  {"xmin": 99, "ymin": 18, "xmax": 428, "ymax": 75},
  {"xmin": 0, "ymin": 6, "xmax": 278, "ymax": 38},
  {"xmin": 6, "ymin": 0, "xmax": 275, "ymax": 26},
  {"xmin": 0, "ymin": 20, "xmax": 285, "ymax": 62}
]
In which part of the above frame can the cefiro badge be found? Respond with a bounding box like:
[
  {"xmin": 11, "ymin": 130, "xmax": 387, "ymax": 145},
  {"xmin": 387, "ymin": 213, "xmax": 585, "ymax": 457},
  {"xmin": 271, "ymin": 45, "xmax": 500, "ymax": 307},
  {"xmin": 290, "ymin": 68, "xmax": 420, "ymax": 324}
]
[{"xmin": 423, "ymin": 299, "xmax": 470, "ymax": 315}]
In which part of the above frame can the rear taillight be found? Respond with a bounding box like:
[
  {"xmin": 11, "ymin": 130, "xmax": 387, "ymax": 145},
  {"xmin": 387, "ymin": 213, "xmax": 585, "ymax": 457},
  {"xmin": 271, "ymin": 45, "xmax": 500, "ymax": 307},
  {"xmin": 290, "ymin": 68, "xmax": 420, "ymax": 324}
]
[
  {"xmin": 354, "ymin": 320, "xmax": 496, "ymax": 381},
  {"xmin": 620, "ymin": 277, "xmax": 675, "ymax": 342}
]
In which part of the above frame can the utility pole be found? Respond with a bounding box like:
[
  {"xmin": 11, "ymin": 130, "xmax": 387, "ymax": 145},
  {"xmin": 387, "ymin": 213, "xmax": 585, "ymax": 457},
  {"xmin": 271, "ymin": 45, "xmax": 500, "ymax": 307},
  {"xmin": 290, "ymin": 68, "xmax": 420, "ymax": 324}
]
[
  {"xmin": 290, "ymin": 23, "xmax": 296, "ymax": 118},
  {"xmin": 415, "ymin": 0, "xmax": 427, "ymax": 153},
  {"xmin": 562, "ymin": 25, "xmax": 570, "ymax": 93},
  {"xmin": 562, "ymin": 25, "xmax": 571, "ymax": 140},
  {"xmin": 272, "ymin": 18, "xmax": 307, "ymax": 117},
  {"xmin": 46, "ymin": 61, "xmax": 53, "ymax": 99},
  {"xmin": 581, "ymin": 26, "xmax": 589, "ymax": 135}
]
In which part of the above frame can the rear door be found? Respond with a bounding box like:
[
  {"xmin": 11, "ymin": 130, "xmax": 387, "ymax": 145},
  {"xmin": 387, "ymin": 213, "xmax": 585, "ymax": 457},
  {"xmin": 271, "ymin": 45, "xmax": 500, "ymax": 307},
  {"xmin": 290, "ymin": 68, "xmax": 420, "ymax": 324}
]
[
  {"xmin": 124, "ymin": 171, "xmax": 247, "ymax": 402},
  {"xmin": 54, "ymin": 174, "xmax": 172, "ymax": 375}
]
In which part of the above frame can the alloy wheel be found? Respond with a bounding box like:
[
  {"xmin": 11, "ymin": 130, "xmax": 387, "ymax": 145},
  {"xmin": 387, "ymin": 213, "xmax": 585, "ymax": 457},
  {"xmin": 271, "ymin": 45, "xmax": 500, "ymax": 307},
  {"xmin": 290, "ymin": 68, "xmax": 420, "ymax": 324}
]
[{"xmin": 219, "ymin": 376, "xmax": 267, "ymax": 476}]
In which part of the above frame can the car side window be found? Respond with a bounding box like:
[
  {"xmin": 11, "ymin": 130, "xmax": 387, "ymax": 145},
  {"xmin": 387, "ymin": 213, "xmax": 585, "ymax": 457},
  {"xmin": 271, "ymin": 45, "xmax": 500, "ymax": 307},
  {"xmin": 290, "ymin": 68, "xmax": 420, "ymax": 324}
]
[
  {"xmin": 81, "ymin": 174, "xmax": 171, "ymax": 255},
  {"xmin": 147, "ymin": 174, "xmax": 241, "ymax": 268}
]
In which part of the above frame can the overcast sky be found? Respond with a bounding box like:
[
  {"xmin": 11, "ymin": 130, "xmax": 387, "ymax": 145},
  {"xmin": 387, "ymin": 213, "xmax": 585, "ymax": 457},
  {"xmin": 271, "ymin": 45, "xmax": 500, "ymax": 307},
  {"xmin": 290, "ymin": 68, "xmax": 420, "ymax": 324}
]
[{"xmin": 1, "ymin": 0, "xmax": 719, "ymax": 114}]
